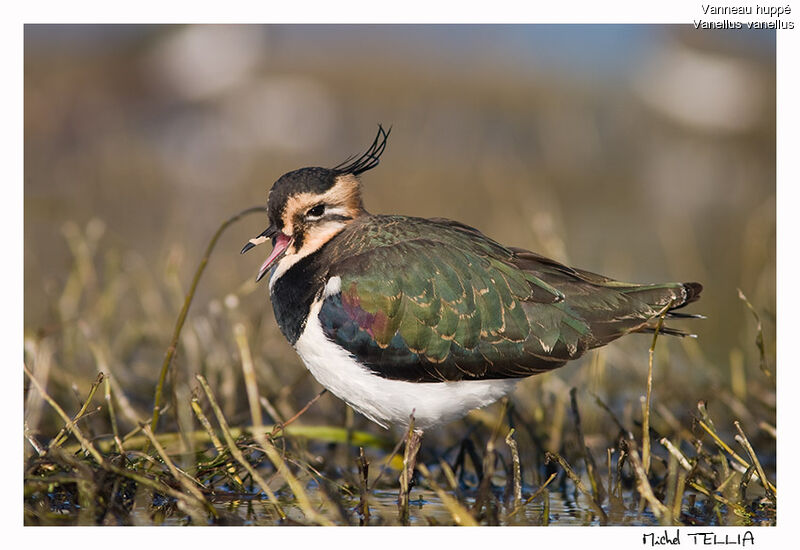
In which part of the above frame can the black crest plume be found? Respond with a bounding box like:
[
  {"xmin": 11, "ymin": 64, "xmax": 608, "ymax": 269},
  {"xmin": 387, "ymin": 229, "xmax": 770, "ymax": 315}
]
[{"xmin": 331, "ymin": 124, "xmax": 391, "ymax": 176}]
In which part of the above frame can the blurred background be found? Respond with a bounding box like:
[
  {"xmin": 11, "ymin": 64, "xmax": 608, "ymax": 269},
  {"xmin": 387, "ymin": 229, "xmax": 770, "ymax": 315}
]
[{"xmin": 24, "ymin": 25, "xmax": 776, "ymax": 500}]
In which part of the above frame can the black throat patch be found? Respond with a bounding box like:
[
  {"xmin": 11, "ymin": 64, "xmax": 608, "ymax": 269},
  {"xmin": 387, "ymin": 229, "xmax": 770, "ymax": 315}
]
[{"xmin": 269, "ymin": 249, "xmax": 328, "ymax": 345}]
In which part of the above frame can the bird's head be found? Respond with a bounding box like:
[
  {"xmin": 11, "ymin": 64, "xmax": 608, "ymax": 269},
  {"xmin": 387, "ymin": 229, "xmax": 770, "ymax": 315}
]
[{"xmin": 242, "ymin": 125, "xmax": 390, "ymax": 282}]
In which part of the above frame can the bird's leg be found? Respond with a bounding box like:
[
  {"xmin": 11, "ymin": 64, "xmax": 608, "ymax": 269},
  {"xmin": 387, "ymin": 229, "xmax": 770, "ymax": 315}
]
[
  {"xmin": 398, "ymin": 423, "xmax": 423, "ymax": 524},
  {"xmin": 454, "ymin": 435, "xmax": 484, "ymax": 487}
]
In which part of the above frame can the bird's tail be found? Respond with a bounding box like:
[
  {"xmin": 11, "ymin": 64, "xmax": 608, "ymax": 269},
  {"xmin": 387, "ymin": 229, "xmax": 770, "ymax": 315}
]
[{"xmin": 626, "ymin": 281, "xmax": 704, "ymax": 338}]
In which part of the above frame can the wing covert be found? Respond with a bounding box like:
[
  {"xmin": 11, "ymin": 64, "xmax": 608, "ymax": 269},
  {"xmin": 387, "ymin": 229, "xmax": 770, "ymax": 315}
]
[{"xmin": 317, "ymin": 230, "xmax": 582, "ymax": 382}]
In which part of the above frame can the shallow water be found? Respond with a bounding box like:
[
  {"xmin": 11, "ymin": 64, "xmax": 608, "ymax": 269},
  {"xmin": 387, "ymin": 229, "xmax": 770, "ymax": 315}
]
[
  {"xmin": 189, "ymin": 486, "xmax": 656, "ymax": 526},
  {"xmin": 122, "ymin": 483, "xmax": 697, "ymax": 526},
  {"xmin": 29, "ymin": 469, "xmax": 774, "ymax": 526}
]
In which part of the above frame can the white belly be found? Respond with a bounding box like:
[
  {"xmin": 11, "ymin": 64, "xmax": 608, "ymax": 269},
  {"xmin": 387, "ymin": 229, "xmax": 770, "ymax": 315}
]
[{"xmin": 293, "ymin": 294, "xmax": 519, "ymax": 430}]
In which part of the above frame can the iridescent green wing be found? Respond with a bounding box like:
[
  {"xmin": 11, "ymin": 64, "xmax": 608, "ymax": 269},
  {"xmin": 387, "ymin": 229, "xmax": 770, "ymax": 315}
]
[
  {"xmin": 318, "ymin": 217, "xmax": 591, "ymax": 382},
  {"xmin": 318, "ymin": 216, "xmax": 700, "ymax": 382}
]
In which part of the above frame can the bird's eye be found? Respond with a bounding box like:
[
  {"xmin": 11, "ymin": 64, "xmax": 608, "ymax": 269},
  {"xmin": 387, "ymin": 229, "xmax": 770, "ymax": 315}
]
[{"xmin": 306, "ymin": 204, "xmax": 325, "ymax": 217}]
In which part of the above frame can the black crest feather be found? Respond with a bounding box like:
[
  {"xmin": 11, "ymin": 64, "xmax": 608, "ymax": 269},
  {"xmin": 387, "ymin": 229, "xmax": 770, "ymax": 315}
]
[{"xmin": 331, "ymin": 124, "xmax": 391, "ymax": 176}]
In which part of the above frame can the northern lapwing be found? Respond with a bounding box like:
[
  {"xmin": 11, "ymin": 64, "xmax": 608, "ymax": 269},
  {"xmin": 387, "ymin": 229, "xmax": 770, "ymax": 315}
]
[{"xmin": 241, "ymin": 125, "xmax": 702, "ymax": 496}]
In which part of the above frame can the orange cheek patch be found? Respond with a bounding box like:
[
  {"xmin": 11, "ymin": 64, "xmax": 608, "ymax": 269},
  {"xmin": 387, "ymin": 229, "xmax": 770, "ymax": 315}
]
[{"xmin": 280, "ymin": 174, "xmax": 364, "ymax": 238}]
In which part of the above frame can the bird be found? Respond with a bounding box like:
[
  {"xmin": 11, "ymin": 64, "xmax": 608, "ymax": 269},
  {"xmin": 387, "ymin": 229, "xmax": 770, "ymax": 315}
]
[{"xmin": 241, "ymin": 125, "xmax": 702, "ymax": 491}]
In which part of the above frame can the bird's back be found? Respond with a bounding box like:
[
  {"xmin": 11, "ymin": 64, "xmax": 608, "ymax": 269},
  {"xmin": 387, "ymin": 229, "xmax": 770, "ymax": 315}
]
[{"xmin": 314, "ymin": 214, "xmax": 701, "ymax": 382}]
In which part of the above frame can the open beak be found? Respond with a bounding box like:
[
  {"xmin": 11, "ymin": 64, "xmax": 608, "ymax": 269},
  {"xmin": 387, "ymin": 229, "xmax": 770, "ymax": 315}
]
[{"xmin": 241, "ymin": 224, "xmax": 293, "ymax": 282}]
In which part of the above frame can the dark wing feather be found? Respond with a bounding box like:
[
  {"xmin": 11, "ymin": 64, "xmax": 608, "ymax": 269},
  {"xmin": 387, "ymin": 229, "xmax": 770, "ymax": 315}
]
[{"xmin": 317, "ymin": 216, "xmax": 701, "ymax": 382}]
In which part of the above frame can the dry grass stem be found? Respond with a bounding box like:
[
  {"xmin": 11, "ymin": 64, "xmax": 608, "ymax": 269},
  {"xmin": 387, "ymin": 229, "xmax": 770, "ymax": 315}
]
[
  {"xmin": 696, "ymin": 419, "xmax": 750, "ymax": 470},
  {"xmin": 150, "ymin": 206, "xmax": 267, "ymax": 434},
  {"xmin": 570, "ymin": 388, "xmax": 605, "ymax": 503},
  {"xmin": 660, "ymin": 437, "xmax": 692, "ymax": 472},
  {"xmin": 625, "ymin": 445, "xmax": 672, "ymax": 523},
  {"xmin": 504, "ymin": 428, "xmax": 522, "ymax": 511},
  {"xmin": 50, "ymin": 372, "xmax": 105, "ymax": 449},
  {"xmin": 734, "ymin": 421, "xmax": 776, "ymax": 497},
  {"xmin": 357, "ymin": 447, "xmax": 370, "ymax": 525},
  {"xmin": 398, "ymin": 418, "xmax": 421, "ymax": 525},
  {"xmin": 139, "ymin": 423, "xmax": 216, "ymax": 521},
  {"xmin": 545, "ymin": 451, "xmax": 607, "ymax": 523},
  {"xmin": 643, "ymin": 302, "xmax": 670, "ymax": 474},
  {"xmin": 269, "ymin": 389, "xmax": 327, "ymax": 438},
  {"xmin": 235, "ymin": 323, "xmax": 263, "ymax": 430},
  {"xmin": 507, "ymin": 472, "xmax": 557, "ymax": 517},
  {"xmin": 103, "ymin": 375, "xmax": 124, "ymax": 454},
  {"xmin": 417, "ymin": 464, "xmax": 478, "ymax": 526},
  {"xmin": 195, "ymin": 374, "xmax": 287, "ymax": 521},
  {"xmin": 737, "ymin": 288, "xmax": 770, "ymax": 377},
  {"xmin": 25, "ymin": 364, "xmax": 105, "ymax": 465},
  {"xmin": 689, "ymin": 481, "xmax": 748, "ymax": 517}
]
